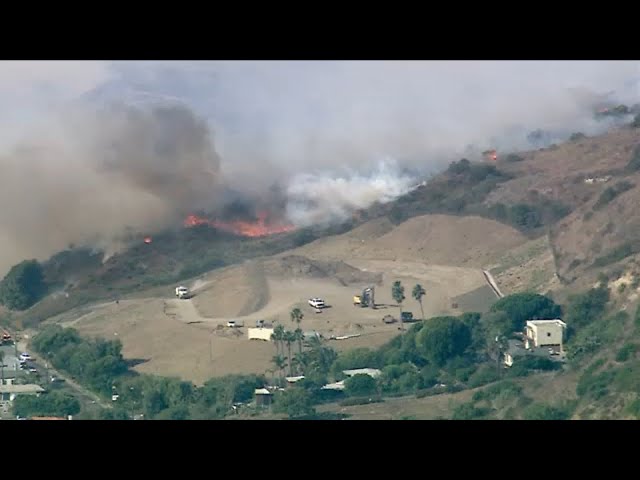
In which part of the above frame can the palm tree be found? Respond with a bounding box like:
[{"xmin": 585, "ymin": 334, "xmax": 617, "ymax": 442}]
[
  {"xmin": 412, "ymin": 284, "xmax": 426, "ymax": 320},
  {"xmin": 392, "ymin": 280, "xmax": 406, "ymax": 331},
  {"xmin": 294, "ymin": 328, "xmax": 304, "ymax": 357},
  {"xmin": 271, "ymin": 355, "xmax": 286, "ymax": 382},
  {"xmin": 291, "ymin": 308, "xmax": 304, "ymax": 354},
  {"xmin": 271, "ymin": 324, "xmax": 285, "ymax": 357},
  {"xmin": 284, "ymin": 330, "xmax": 295, "ymax": 377}
]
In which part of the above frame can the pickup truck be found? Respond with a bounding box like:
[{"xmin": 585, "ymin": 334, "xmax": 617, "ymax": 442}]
[{"xmin": 175, "ymin": 286, "xmax": 190, "ymax": 299}]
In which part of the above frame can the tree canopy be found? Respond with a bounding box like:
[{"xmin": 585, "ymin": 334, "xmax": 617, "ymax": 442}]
[
  {"xmin": 0, "ymin": 259, "xmax": 47, "ymax": 310},
  {"xmin": 345, "ymin": 373, "xmax": 377, "ymax": 397},
  {"xmin": 489, "ymin": 293, "xmax": 562, "ymax": 332},
  {"xmin": 415, "ymin": 316, "xmax": 472, "ymax": 366},
  {"xmin": 13, "ymin": 391, "xmax": 80, "ymax": 418}
]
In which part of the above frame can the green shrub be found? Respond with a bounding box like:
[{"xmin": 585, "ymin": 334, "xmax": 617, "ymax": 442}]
[
  {"xmin": 626, "ymin": 398, "xmax": 640, "ymax": 418},
  {"xmin": 467, "ymin": 365, "xmax": 500, "ymax": 388},
  {"xmin": 451, "ymin": 402, "xmax": 491, "ymax": 420},
  {"xmin": 522, "ymin": 402, "xmax": 572, "ymax": 420},
  {"xmin": 627, "ymin": 146, "xmax": 640, "ymax": 173},
  {"xmin": 593, "ymin": 181, "xmax": 634, "ymax": 210},
  {"xmin": 472, "ymin": 381, "xmax": 523, "ymax": 403},
  {"xmin": 613, "ymin": 361, "xmax": 640, "ymax": 393},
  {"xmin": 616, "ymin": 344, "xmax": 638, "ymax": 362}
]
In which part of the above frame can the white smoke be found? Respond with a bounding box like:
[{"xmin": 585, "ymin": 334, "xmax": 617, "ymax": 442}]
[{"xmin": 285, "ymin": 159, "xmax": 416, "ymax": 226}]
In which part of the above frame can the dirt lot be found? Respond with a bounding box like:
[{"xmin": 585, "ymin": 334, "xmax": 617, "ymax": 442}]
[
  {"xmin": 57, "ymin": 257, "xmax": 488, "ymax": 383},
  {"xmin": 50, "ymin": 214, "xmax": 515, "ymax": 384}
]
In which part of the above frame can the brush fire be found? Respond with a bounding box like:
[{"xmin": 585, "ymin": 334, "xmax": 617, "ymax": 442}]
[
  {"xmin": 483, "ymin": 149, "xmax": 498, "ymax": 162},
  {"xmin": 183, "ymin": 211, "xmax": 295, "ymax": 238}
]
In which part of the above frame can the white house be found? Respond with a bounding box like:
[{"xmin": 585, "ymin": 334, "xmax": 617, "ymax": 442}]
[{"xmin": 525, "ymin": 319, "xmax": 567, "ymax": 349}]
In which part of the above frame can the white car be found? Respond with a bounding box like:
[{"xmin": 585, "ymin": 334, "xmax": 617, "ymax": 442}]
[
  {"xmin": 308, "ymin": 298, "xmax": 325, "ymax": 309},
  {"xmin": 20, "ymin": 353, "xmax": 32, "ymax": 361},
  {"xmin": 227, "ymin": 320, "xmax": 243, "ymax": 328}
]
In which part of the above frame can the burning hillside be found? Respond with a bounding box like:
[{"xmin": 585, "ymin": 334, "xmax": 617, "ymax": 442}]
[{"xmin": 184, "ymin": 212, "xmax": 296, "ymax": 238}]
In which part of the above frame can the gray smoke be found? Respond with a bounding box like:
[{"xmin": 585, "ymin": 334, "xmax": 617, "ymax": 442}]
[
  {"xmin": 0, "ymin": 101, "xmax": 222, "ymax": 274},
  {"xmin": 0, "ymin": 61, "xmax": 639, "ymax": 274}
]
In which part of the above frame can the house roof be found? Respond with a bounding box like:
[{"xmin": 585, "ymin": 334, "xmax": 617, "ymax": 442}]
[
  {"xmin": 285, "ymin": 376, "xmax": 305, "ymax": 383},
  {"xmin": 321, "ymin": 381, "xmax": 346, "ymax": 391},
  {"xmin": 505, "ymin": 340, "xmax": 561, "ymax": 359},
  {"xmin": 255, "ymin": 388, "xmax": 272, "ymax": 395},
  {"xmin": 0, "ymin": 384, "xmax": 45, "ymax": 394},
  {"xmin": 30, "ymin": 416, "xmax": 67, "ymax": 420},
  {"xmin": 526, "ymin": 319, "xmax": 567, "ymax": 328},
  {"xmin": 343, "ymin": 368, "xmax": 382, "ymax": 378}
]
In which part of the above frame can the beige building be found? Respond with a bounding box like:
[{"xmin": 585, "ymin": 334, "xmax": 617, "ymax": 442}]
[{"xmin": 525, "ymin": 320, "xmax": 567, "ymax": 349}]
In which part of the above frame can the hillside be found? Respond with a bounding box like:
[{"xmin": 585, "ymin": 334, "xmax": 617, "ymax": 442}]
[{"xmin": 5, "ymin": 121, "xmax": 640, "ymax": 420}]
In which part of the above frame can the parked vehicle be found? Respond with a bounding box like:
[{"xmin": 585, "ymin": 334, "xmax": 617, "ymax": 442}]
[
  {"xmin": 400, "ymin": 312, "xmax": 415, "ymax": 323},
  {"xmin": 308, "ymin": 298, "xmax": 325, "ymax": 309}
]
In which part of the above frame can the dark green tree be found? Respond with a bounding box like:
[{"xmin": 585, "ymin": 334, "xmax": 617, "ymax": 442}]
[
  {"xmin": 344, "ymin": 373, "xmax": 377, "ymax": 397},
  {"xmin": 490, "ymin": 293, "xmax": 562, "ymax": 332},
  {"xmin": 273, "ymin": 388, "xmax": 316, "ymax": 419},
  {"xmin": 415, "ymin": 316, "xmax": 472, "ymax": 367},
  {"xmin": 0, "ymin": 260, "xmax": 47, "ymax": 310}
]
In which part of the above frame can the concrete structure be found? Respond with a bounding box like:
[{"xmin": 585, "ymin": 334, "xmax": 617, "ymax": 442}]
[
  {"xmin": 254, "ymin": 388, "xmax": 273, "ymax": 407},
  {"xmin": 525, "ymin": 320, "xmax": 567, "ymax": 349},
  {"xmin": 248, "ymin": 327, "xmax": 274, "ymax": 342},
  {"xmin": 285, "ymin": 376, "xmax": 305, "ymax": 385},
  {"xmin": 342, "ymin": 368, "xmax": 382, "ymax": 379},
  {"xmin": 0, "ymin": 384, "xmax": 45, "ymax": 402}
]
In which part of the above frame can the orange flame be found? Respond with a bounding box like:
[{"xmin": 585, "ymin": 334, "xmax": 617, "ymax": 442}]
[{"xmin": 184, "ymin": 212, "xmax": 296, "ymax": 238}]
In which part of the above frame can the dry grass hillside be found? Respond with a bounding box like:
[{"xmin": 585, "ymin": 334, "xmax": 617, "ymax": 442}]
[{"xmin": 291, "ymin": 214, "xmax": 527, "ymax": 268}]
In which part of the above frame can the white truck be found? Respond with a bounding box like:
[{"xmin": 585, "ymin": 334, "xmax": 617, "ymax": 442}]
[
  {"xmin": 175, "ymin": 286, "xmax": 190, "ymax": 299},
  {"xmin": 308, "ymin": 298, "xmax": 325, "ymax": 309}
]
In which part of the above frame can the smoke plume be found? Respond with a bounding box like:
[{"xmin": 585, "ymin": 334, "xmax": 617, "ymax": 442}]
[
  {"xmin": 0, "ymin": 101, "xmax": 222, "ymax": 274},
  {"xmin": 285, "ymin": 159, "xmax": 415, "ymax": 226},
  {"xmin": 0, "ymin": 61, "xmax": 639, "ymax": 274}
]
